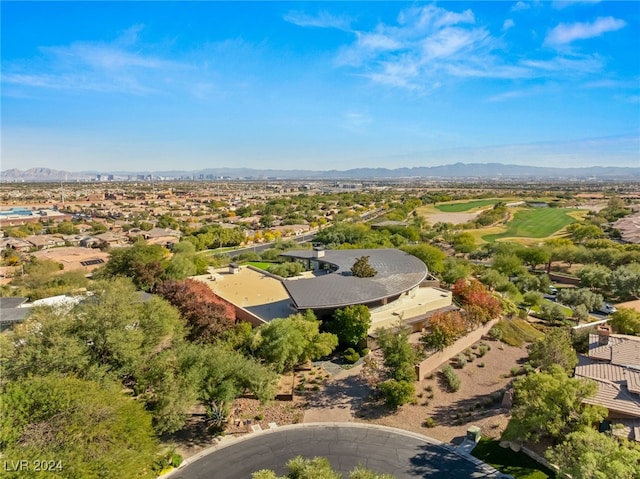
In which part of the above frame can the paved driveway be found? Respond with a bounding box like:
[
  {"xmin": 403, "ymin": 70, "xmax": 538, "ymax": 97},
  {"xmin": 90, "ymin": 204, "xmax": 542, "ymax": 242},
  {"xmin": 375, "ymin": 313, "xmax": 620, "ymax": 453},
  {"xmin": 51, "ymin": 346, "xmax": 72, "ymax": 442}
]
[{"xmin": 167, "ymin": 423, "xmax": 501, "ymax": 479}]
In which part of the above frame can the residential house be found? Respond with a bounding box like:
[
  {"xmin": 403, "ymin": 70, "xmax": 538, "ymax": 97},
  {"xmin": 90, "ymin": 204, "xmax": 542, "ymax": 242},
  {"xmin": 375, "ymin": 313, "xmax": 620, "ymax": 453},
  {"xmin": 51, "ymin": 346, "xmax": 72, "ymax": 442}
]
[
  {"xmin": 1, "ymin": 237, "xmax": 33, "ymax": 252},
  {"xmin": 140, "ymin": 227, "xmax": 180, "ymax": 246},
  {"xmin": 25, "ymin": 234, "xmax": 65, "ymax": 250},
  {"xmin": 575, "ymin": 325, "xmax": 640, "ymax": 441}
]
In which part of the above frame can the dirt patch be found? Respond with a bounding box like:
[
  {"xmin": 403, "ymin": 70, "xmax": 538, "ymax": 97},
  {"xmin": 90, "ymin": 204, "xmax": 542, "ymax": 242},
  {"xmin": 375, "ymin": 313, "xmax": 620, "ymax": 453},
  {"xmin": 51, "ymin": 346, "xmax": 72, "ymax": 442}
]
[
  {"xmin": 166, "ymin": 397, "xmax": 307, "ymax": 459},
  {"xmin": 426, "ymin": 212, "xmax": 481, "ymax": 225},
  {"xmin": 353, "ymin": 340, "xmax": 528, "ymax": 443}
]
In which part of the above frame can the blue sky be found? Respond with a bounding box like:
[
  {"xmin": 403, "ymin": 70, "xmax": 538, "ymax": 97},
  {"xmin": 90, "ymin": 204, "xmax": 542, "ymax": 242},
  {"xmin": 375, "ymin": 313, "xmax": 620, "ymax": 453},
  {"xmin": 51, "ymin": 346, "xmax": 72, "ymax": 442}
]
[{"xmin": 2, "ymin": 1, "xmax": 639, "ymax": 172}]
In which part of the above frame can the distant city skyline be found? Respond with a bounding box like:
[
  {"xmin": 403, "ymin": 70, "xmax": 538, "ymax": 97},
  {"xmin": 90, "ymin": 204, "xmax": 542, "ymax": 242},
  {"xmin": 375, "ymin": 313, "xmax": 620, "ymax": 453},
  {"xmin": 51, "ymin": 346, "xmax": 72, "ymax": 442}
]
[{"xmin": 2, "ymin": 1, "xmax": 639, "ymax": 171}]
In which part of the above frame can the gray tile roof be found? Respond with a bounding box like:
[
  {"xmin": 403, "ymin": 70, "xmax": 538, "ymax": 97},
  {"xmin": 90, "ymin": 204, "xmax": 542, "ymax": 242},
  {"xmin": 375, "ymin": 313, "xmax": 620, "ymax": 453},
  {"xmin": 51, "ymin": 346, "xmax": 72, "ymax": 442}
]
[{"xmin": 280, "ymin": 249, "xmax": 428, "ymax": 309}]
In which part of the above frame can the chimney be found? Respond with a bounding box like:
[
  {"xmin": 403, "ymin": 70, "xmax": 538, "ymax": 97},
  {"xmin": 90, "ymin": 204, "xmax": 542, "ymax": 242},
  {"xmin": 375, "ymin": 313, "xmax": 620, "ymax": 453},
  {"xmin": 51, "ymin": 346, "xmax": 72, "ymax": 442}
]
[
  {"xmin": 313, "ymin": 246, "xmax": 325, "ymax": 258},
  {"xmin": 597, "ymin": 324, "xmax": 611, "ymax": 346}
]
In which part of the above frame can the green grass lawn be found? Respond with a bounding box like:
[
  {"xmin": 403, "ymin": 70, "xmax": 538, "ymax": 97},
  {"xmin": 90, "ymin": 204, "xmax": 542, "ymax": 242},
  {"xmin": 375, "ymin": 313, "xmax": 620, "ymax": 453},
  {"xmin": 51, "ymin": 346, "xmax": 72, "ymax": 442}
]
[
  {"xmin": 435, "ymin": 199, "xmax": 501, "ymax": 212},
  {"xmin": 471, "ymin": 439, "xmax": 555, "ymax": 479},
  {"xmin": 529, "ymin": 300, "xmax": 573, "ymax": 317},
  {"xmin": 244, "ymin": 261, "xmax": 274, "ymax": 270},
  {"xmin": 482, "ymin": 208, "xmax": 577, "ymax": 242}
]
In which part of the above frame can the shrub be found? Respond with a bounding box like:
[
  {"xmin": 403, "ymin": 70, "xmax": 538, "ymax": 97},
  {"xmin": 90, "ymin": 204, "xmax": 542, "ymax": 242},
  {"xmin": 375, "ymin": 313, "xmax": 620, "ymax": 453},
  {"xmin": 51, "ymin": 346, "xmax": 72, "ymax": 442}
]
[
  {"xmin": 255, "ymin": 414, "xmax": 264, "ymax": 421},
  {"xmin": 441, "ymin": 365, "xmax": 461, "ymax": 392},
  {"xmin": 297, "ymin": 377, "xmax": 306, "ymax": 391},
  {"xmin": 170, "ymin": 453, "xmax": 183, "ymax": 468},
  {"xmin": 510, "ymin": 366, "xmax": 522, "ymax": 377},
  {"xmin": 423, "ymin": 417, "xmax": 437, "ymax": 428},
  {"xmin": 456, "ymin": 353, "xmax": 467, "ymax": 369},
  {"xmin": 478, "ymin": 345, "xmax": 489, "ymax": 357},
  {"xmin": 478, "ymin": 362, "xmax": 485, "ymax": 368},
  {"xmin": 489, "ymin": 326, "xmax": 503, "ymax": 341},
  {"xmin": 343, "ymin": 347, "xmax": 360, "ymax": 364},
  {"xmin": 360, "ymin": 347, "xmax": 370, "ymax": 356},
  {"xmin": 378, "ymin": 379, "xmax": 415, "ymax": 408}
]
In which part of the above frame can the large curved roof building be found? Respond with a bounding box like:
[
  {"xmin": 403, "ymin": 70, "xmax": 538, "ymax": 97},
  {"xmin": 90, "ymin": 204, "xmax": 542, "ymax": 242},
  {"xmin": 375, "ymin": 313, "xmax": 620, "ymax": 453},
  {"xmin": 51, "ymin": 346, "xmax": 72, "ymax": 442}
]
[{"xmin": 280, "ymin": 248, "xmax": 428, "ymax": 312}]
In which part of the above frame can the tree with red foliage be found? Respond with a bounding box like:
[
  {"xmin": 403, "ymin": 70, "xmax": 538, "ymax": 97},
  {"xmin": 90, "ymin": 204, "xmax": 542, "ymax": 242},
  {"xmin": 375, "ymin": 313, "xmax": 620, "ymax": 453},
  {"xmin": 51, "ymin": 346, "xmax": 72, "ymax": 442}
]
[
  {"xmin": 156, "ymin": 279, "xmax": 236, "ymax": 342},
  {"xmin": 421, "ymin": 310, "xmax": 469, "ymax": 351},
  {"xmin": 452, "ymin": 278, "xmax": 502, "ymax": 325}
]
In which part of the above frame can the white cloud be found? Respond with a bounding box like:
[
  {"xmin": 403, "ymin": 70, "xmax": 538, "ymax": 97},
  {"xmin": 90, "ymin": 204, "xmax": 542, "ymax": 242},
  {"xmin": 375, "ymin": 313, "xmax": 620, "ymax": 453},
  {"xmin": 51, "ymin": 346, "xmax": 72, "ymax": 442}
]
[
  {"xmin": 357, "ymin": 32, "xmax": 402, "ymax": 51},
  {"xmin": 552, "ymin": 1, "xmax": 601, "ymax": 10},
  {"xmin": 336, "ymin": 4, "xmax": 536, "ymax": 91},
  {"xmin": 2, "ymin": 27, "xmax": 190, "ymax": 95},
  {"xmin": 332, "ymin": 3, "xmax": 619, "ymax": 95},
  {"xmin": 545, "ymin": 16, "xmax": 626, "ymax": 46},
  {"xmin": 283, "ymin": 10, "xmax": 351, "ymax": 30},
  {"xmin": 503, "ymin": 19, "xmax": 515, "ymax": 31},
  {"xmin": 511, "ymin": 2, "xmax": 531, "ymax": 12},
  {"xmin": 522, "ymin": 55, "xmax": 603, "ymax": 74}
]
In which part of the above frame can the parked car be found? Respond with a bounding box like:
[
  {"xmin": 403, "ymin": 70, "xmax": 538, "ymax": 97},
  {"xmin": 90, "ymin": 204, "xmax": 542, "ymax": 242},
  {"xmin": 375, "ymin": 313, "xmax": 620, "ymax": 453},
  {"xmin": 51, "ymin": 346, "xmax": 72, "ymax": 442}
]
[
  {"xmin": 548, "ymin": 286, "xmax": 558, "ymax": 295},
  {"xmin": 598, "ymin": 303, "xmax": 617, "ymax": 315}
]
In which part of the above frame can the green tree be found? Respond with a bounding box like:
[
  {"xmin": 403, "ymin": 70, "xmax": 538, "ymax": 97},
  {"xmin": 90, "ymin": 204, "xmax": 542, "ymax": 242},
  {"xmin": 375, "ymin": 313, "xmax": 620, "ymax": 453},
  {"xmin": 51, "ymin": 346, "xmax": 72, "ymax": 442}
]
[
  {"xmin": 578, "ymin": 264, "xmax": 612, "ymax": 291},
  {"xmin": 99, "ymin": 241, "xmax": 169, "ymax": 291},
  {"xmin": 546, "ymin": 428, "xmax": 640, "ymax": 479},
  {"xmin": 609, "ymin": 263, "xmax": 640, "ymax": 300},
  {"xmin": 503, "ymin": 365, "xmax": 607, "ymax": 443},
  {"xmin": 193, "ymin": 343, "xmax": 279, "ymax": 405},
  {"xmin": 375, "ymin": 325, "xmax": 419, "ymax": 382},
  {"xmin": 1, "ymin": 278, "xmax": 185, "ymax": 385},
  {"xmin": 539, "ymin": 302, "xmax": 568, "ymax": 323},
  {"xmin": 527, "ymin": 328, "xmax": 578, "ymax": 373},
  {"xmin": 522, "ymin": 291, "xmax": 543, "ymax": 313},
  {"xmin": 55, "ymin": 220, "xmax": 79, "ymax": 235},
  {"xmin": 134, "ymin": 346, "xmax": 198, "ymax": 435},
  {"xmin": 440, "ymin": 257, "xmax": 472, "ymax": 286},
  {"xmin": 567, "ymin": 223, "xmax": 604, "ymax": 243},
  {"xmin": 0, "ymin": 375, "xmax": 158, "ymax": 479},
  {"xmin": 610, "ymin": 308, "xmax": 640, "ymax": 335},
  {"xmin": 400, "ymin": 244, "xmax": 446, "ymax": 274},
  {"xmin": 330, "ymin": 305, "xmax": 372, "ymax": 347},
  {"xmin": 252, "ymin": 311, "xmax": 338, "ymax": 373},
  {"xmin": 164, "ymin": 241, "xmax": 209, "ymax": 280},
  {"xmin": 452, "ymin": 232, "xmax": 476, "ymax": 254},
  {"xmin": 516, "ymin": 246, "xmax": 551, "ymax": 271},
  {"xmin": 492, "ymin": 253, "xmax": 525, "ymax": 277},
  {"xmin": 558, "ymin": 288, "xmax": 603, "ymax": 313},
  {"xmin": 351, "ymin": 256, "xmax": 377, "ymax": 278}
]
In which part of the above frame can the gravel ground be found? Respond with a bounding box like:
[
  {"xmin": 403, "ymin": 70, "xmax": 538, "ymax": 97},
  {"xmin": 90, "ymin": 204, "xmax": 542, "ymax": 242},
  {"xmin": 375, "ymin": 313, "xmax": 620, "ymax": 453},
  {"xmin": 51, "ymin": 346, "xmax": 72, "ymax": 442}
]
[
  {"xmin": 168, "ymin": 340, "xmax": 528, "ymax": 459},
  {"xmin": 354, "ymin": 340, "xmax": 528, "ymax": 444}
]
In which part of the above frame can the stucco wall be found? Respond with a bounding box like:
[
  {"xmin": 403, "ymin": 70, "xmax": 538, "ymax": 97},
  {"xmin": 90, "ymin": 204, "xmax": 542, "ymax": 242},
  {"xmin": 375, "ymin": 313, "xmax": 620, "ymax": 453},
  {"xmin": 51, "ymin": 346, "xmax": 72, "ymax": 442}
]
[
  {"xmin": 416, "ymin": 318, "xmax": 499, "ymax": 378},
  {"xmin": 235, "ymin": 305, "xmax": 267, "ymax": 327}
]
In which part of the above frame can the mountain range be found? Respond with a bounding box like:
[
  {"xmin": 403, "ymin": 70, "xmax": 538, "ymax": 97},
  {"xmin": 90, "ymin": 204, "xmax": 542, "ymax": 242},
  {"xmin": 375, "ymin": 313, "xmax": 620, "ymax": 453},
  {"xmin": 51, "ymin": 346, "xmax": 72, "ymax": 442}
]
[{"xmin": 2, "ymin": 164, "xmax": 640, "ymax": 182}]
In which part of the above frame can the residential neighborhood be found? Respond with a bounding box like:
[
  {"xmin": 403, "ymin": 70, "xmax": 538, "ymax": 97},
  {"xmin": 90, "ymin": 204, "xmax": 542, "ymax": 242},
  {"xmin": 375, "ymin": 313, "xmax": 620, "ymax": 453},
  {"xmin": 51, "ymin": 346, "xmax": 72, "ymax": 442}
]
[{"xmin": 2, "ymin": 179, "xmax": 640, "ymax": 478}]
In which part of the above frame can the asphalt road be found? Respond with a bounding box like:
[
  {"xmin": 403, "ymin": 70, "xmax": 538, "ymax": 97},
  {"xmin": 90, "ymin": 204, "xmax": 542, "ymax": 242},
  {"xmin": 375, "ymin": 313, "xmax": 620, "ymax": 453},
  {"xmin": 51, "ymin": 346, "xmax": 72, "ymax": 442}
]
[{"xmin": 169, "ymin": 424, "xmax": 500, "ymax": 479}]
